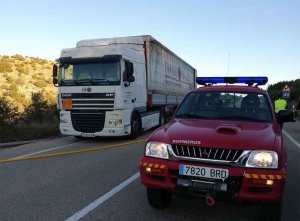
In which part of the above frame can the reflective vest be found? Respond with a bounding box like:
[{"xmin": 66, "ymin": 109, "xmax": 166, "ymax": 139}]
[{"xmin": 274, "ymin": 99, "xmax": 287, "ymax": 113}]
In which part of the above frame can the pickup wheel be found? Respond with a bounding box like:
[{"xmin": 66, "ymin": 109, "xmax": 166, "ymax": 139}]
[
  {"xmin": 260, "ymin": 202, "xmax": 281, "ymax": 221},
  {"xmin": 147, "ymin": 187, "xmax": 172, "ymax": 209},
  {"xmin": 128, "ymin": 113, "xmax": 140, "ymax": 139}
]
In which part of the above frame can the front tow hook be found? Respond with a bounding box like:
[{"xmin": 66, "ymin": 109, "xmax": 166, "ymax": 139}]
[{"xmin": 206, "ymin": 193, "xmax": 215, "ymax": 206}]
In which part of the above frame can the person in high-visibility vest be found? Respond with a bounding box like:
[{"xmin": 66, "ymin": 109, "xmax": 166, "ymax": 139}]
[{"xmin": 274, "ymin": 98, "xmax": 287, "ymax": 113}]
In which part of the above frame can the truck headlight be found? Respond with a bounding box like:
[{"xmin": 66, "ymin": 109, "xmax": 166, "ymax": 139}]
[
  {"xmin": 246, "ymin": 151, "xmax": 278, "ymax": 169},
  {"xmin": 145, "ymin": 142, "xmax": 169, "ymax": 159}
]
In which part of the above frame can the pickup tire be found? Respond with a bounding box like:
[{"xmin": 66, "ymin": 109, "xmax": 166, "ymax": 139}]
[
  {"xmin": 260, "ymin": 202, "xmax": 281, "ymax": 221},
  {"xmin": 128, "ymin": 113, "xmax": 140, "ymax": 139},
  {"xmin": 147, "ymin": 187, "xmax": 172, "ymax": 209}
]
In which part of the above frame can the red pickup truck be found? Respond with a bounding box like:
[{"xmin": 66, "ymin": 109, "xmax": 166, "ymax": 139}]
[{"xmin": 139, "ymin": 77, "xmax": 294, "ymax": 220}]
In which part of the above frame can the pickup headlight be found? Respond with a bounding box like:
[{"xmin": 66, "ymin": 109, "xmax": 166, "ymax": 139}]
[
  {"xmin": 145, "ymin": 142, "xmax": 169, "ymax": 159},
  {"xmin": 246, "ymin": 151, "xmax": 278, "ymax": 169}
]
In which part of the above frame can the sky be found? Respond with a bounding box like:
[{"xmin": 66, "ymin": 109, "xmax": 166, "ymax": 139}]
[{"xmin": 0, "ymin": 0, "xmax": 299, "ymax": 84}]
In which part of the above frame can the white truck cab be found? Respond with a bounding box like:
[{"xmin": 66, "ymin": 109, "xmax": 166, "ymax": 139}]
[{"xmin": 53, "ymin": 36, "xmax": 196, "ymax": 138}]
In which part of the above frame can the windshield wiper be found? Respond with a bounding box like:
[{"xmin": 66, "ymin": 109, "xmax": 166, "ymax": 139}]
[
  {"xmin": 220, "ymin": 116, "xmax": 262, "ymax": 122},
  {"xmin": 91, "ymin": 79, "xmax": 109, "ymax": 82},
  {"xmin": 61, "ymin": 80, "xmax": 77, "ymax": 86},
  {"xmin": 74, "ymin": 79, "xmax": 92, "ymax": 85},
  {"xmin": 175, "ymin": 113, "xmax": 203, "ymax": 119},
  {"xmin": 91, "ymin": 79, "xmax": 111, "ymax": 84}
]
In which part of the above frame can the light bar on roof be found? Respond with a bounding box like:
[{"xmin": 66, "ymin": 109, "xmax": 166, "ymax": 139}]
[{"xmin": 196, "ymin": 77, "xmax": 268, "ymax": 85}]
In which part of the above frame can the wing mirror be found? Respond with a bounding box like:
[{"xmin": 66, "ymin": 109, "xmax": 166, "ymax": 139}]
[{"xmin": 52, "ymin": 64, "xmax": 58, "ymax": 87}]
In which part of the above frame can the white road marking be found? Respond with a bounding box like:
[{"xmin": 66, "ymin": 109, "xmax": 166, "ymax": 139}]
[
  {"xmin": 12, "ymin": 142, "xmax": 81, "ymax": 159},
  {"xmin": 65, "ymin": 172, "xmax": 140, "ymax": 221},
  {"xmin": 283, "ymin": 130, "xmax": 300, "ymax": 150}
]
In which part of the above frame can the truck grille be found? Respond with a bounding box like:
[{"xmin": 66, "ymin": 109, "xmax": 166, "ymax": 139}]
[
  {"xmin": 61, "ymin": 93, "xmax": 114, "ymax": 110},
  {"xmin": 171, "ymin": 145, "xmax": 243, "ymax": 162},
  {"xmin": 72, "ymin": 99, "xmax": 114, "ymax": 110},
  {"xmin": 71, "ymin": 111, "xmax": 105, "ymax": 133}
]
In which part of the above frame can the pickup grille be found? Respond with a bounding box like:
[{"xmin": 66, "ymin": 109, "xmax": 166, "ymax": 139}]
[
  {"xmin": 71, "ymin": 111, "xmax": 105, "ymax": 133},
  {"xmin": 171, "ymin": 145, "xmax": 243, "ymax": 162}
]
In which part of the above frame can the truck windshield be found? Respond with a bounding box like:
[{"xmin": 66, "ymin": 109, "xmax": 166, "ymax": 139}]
[
  {"xmin": 175, "ymin": 92, "xmax": 273, "ymax": 123},
  {"xmin": 59, "ymin": 61, "xmax": 121, "ymax": 86}
]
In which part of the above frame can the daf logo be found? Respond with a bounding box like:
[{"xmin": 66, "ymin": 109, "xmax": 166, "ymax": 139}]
[
  {"xmin": 82, "ymin": 87, "xmax": 92, "ymax": 93},
  {"xmin": 61, "ymin": 94, "xmax": 72, "ymax": 97},
  {"xmin": 105, "ymin": 93, "xmax": 114, "ymax": 97}
]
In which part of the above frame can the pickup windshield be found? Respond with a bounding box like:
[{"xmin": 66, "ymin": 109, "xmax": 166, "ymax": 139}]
[
  {"xmin": 175, "ymin": 91, "xmax": 273, "ymax": 123},
  {"xmin": 59, "ymin": 61, "xmax": 121, "ymax": 86}
]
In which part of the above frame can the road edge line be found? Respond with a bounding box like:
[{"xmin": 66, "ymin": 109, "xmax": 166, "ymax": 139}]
[
  {"xmin": 65, "ymin": 172, "xmax": 140, "ymax": 221},
  {"xmin": 12, "ymin": 142, "xmax": 82, "ymax": 159},
  {"xmin": 0, "ymin": 139, "xmax": 146, "ymax": 164},
  {"xmin": 283, "ymin": 130, "xmax": 300, "ymax": 150}
]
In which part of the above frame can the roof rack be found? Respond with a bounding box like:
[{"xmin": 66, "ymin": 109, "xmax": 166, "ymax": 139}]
[{"xmin": 196, "ymin": 77, "xmax": 268, "ymax": 86}]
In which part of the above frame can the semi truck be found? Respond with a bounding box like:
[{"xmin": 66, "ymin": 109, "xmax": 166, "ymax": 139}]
[{"xmin": 52, "ymin": 35, "xmax": 196, "ymax": 138}]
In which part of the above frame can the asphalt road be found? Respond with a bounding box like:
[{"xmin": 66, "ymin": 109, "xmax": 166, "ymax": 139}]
[{"xmin": 0, "ymin": 122, "xmax": 299, "ymax": 221}]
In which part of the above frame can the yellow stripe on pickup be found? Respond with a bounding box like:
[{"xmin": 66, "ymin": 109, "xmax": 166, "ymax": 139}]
[
  {"xmin": 244, "ymin": 174, "xmax": 286, "ymax": 180},
  {"xmin": 140, "ymin": 162, "xmax": 167, "ymax": 170}
]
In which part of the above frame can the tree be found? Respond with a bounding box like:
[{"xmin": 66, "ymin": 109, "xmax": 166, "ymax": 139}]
[
  {"xmin": 0, "ymin": 97, "xmax": 19, "ymax": 128},
  {"xmin": 24, "ymin": 92, "xmax": 49, "ymax": 123}
]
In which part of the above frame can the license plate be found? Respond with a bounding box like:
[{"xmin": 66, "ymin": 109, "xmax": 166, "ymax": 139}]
[
  {"xmin": 179, "ymin": 164, "xmax": 229, "ymax": 180},
  {"xmin": 82, "ymin": 133, "xmax": 95, "ymax": 137}
]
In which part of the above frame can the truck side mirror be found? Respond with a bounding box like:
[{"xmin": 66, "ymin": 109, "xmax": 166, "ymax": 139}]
[
  {"xmin": 52, "ymin": 64, "xmax": 58, "ymax": 87},
  {"xmin": 128, "ymin": 75, "xmax": 135, "ymax": 83},
  {"xmin": 124, "ymin": 61, "xmax": 135, "ymax": 87},
  {"xmin": 127, "ymin": 62, "xmax": 134, "ymax": 75},
  {"xmin": 53, "ymin": 64, "xmax": 58, "ymax": 77},
  {"xmin": 53, "ymin": 78, "xmax": 58, "ymax": 85}
]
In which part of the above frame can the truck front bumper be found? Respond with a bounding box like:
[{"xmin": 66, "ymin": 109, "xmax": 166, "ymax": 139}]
[
  {"xmin": 139, "ymin": 157, "xmax": 286, "ymax": 203},
  {"xmin": 60, "ymin": 125, "xmax": 131, "ymax": 137}
]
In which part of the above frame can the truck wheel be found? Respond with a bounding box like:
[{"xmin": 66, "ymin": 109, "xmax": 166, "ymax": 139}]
[
  {"xmin": 128, "ymin": 113, "xmax": 140, "ymax": 139},
  {"xmin": 147, "ymin": 187, "xmax": 172, "ymax": 209},
  {"xmin": 260, "ymin": 202, "xmax": 281, "ymax": 221}
]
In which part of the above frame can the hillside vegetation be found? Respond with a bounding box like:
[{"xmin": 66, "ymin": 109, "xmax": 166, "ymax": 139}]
[
  {"xmin": 0, "ymin": 54, "xmax": 56, "ymax": 111},
  {"xmin": 0, "ymin": 54, "xmax": 59, "ymax": 142}
]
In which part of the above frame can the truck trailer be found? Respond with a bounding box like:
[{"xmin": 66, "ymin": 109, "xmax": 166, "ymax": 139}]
[{"xmin": 53, "ymin": 35, "xmax": 196, "ymax": 138}]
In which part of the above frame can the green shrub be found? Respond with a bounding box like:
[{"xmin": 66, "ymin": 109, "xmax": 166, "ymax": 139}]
[
  {"xmin": 24, "ymin": 92, "xmax": 49, "ymax": 123},
  {"xmin": 13, "ymin": 54, "xmax": 25, "ymax": 61},
  {"xmin": 16, "ymin": 65, "xmax": 29, "ymax": 75},
  {"xmin": 1, "ymin": 85, "xmax": 9, "ymax": 90},
  {"xmin": 34, "ymin": 79, "xmax": 47, "ymax": 88},
  {"xmin": 0, "ymin": 61, "xmax": 13, "ymax": 73},
  {"xmin": 7, "ymin": 76, "xmax": 14, "ymax": 83},
  {"xmin": 0, "ymin": 97, "xmax": 19, "ymax": 128}
]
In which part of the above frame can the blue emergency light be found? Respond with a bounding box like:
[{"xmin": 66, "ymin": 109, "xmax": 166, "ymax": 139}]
[{"xmin": 196, "ymin": 77, "xmax": 268, "ymax": 86}]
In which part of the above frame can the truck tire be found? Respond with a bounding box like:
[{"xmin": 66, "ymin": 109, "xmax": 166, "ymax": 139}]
[
  {"xmin": 128, "ymin": 113, "xmax": 140, "ymax": 139},
  {"xmin": 147, "ymin": 187, "xmax": 172, "ymax": 209},
  {"xmin": 260, "ymin": 202, "xmax": 281, "ymax": 221}
]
